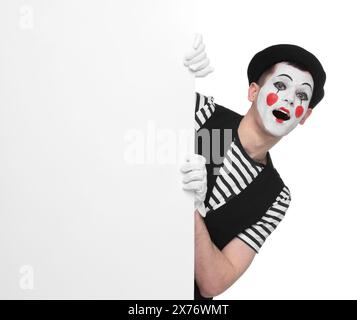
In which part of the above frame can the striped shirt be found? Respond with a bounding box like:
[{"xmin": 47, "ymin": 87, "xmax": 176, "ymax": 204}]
[{"xmin": 195, "ymin": 92, "xmax": 291, "ymax": 253}]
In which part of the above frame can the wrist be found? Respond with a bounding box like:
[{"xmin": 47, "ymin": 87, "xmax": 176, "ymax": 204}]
[
  {"xmin": 194, "ymin": 210, "xmax": 206, "ymax": 234},
  {"xmin": 195, "ymin": 200, "xmax": 206, "ymax": 218}
]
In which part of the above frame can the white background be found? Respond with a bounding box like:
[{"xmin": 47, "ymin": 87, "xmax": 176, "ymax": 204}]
[{"xmin": 195, "ymin": 0, "xmax": 357, "ymax": 299}]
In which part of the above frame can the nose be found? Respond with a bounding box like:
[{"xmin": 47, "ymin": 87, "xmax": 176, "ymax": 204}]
[
  {"xmin": 283, "ymin": 98, "xmax": 294, "ymax": 107},
  {"xmin": 283, "ymin": 88, "xmax": 295, "ymax": 106}
]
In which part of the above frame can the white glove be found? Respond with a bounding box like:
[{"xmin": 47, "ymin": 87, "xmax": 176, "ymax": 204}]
[
  {"xmin": 180, "ymin": 154, "xmax": 207, "ymax": 217},
  {"xmin": 183, "ymin": 33, "xmax": 214, "ymax": 78}
]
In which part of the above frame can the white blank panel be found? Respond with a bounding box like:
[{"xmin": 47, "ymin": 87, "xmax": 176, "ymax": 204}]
[{"xmin": 0, "ymin": 0, "xmax": 195, "ymax": 299}]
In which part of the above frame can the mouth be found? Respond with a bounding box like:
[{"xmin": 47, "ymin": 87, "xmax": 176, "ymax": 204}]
[{"xmin": 272, "ymin": 107, "xmax": 290, "ymax": 123}]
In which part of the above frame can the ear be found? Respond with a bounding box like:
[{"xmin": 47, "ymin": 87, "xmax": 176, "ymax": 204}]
[
  {"xmin": 299, "ymin": 108, "xmax": 313, "ymax": 125},
  {"xmin": 248, "ymin": 82, "xmax": 260, "ymax": 103}
]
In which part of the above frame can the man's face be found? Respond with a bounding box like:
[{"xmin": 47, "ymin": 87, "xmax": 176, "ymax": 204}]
[{"xmin": 256, "ymin": 62, "xmax": 314, "ymax": 137}]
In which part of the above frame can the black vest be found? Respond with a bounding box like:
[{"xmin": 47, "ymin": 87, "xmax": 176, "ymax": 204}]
[{"xmin": 194, "ymin": 103, "xmax": 285, "ymax": 300}]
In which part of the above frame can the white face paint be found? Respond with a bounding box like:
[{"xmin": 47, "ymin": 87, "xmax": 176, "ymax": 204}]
[{"xmin": 256, "ymin": 62, "xmax": 314, "ymax": 137}]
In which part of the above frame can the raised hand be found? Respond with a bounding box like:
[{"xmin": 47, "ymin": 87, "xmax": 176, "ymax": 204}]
[{"xmin": 183, "ymin": 33, "xmax": 214, "ymax": 78}]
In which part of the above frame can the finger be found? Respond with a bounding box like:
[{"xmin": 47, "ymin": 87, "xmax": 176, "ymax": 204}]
[
  {"xmin": 180, "ymin": 155, "xmax": 206, "ymax": 172},
  {"xmin": 180, "ymin": 161, "xmax": 206, "ymax": 173},
  {"xmin": 185, "ymin": 153, "xmax": 207, "ymax": 163},
  {"xmin": 194, "ymin": 66, "xmax": 214, "ymax": 78},
  {"xmin": 193, "ymin": 33, "xmax": 202, "ymax": 49},
  {"xmin": 182, "ymin": 180, "xmax": 204, "ymax": 191},
  {"xmin": 195, "ymin": 191, "xmax": 206, "ymax": 202},
  {"xmin": 184, "ymin": 42, "xmax": 205, "ymax": 61},
  {"xmin": 195, "ymin": 182, "xmax": 207, "ymax": 195},
  {"xmin": 189, "ymin": 58, "xmax": 210, "ymax": 72},
  {"xmin": 182, "ymin": 170, "xmax": 205, "ymax": 183},
  {"xmin": 184, "ymin": 51, "xmax": 207, "ymax": 67}
]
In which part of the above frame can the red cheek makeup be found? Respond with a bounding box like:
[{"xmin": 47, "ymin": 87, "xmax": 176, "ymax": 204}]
[
  {"xmin": 266, "ymin": 92, "xmax": 278, "ymax": 106},
  {"xmin": 295, "ymin": 106, "xmax": 304, "ymax": 118}
]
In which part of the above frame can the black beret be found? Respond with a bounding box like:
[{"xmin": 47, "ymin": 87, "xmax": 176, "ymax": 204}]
[{"xmin": 247, "ymin": 44, "xmax": 326, "ymax": 108}]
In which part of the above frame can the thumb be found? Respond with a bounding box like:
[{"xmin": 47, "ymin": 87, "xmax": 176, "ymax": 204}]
[{"xmin": 193, "ymin": 33, "xmax": 202, "ymax": 49}]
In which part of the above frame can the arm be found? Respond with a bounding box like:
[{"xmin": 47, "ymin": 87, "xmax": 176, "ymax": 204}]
[
  {"xmin": 195, "ymin": 210, "xmax": 256, "ymax": 298},
  {"xmin": 195, "ymin": 185, "xmax": 292, "ymax": 297},
  {"xmin": 180, "ymin": 154, "xmax": 256, "ymax": 298}
]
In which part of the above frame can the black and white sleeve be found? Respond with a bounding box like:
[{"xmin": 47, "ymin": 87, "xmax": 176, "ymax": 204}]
[
  {"xmin": 195, "ymin": 92, "xmax": 216, "ymax": 131},
  {"xmin": 236, "ymin": 185, "xmax": 292, "ymax": 253}
]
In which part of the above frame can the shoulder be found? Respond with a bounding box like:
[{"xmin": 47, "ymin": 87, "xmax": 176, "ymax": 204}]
[
  {"xmin": 195, "ymin": 92, "xmax": 214, "ymax": 113},
  {"xmin": 195, "ymin": 92, "xmax": 242, "ymax": 131}
]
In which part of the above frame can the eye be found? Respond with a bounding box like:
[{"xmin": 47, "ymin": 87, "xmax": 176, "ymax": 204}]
[
  {"xmin": 274, "ymin": 81, "xmax": 286, "ymax": 91},
  {"xmin": 296, "ymin": 92, "xmax": 308, "ymax": 101}
]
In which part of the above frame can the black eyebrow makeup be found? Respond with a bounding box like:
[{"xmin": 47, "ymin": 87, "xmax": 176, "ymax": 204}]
[
  {"xmin": 277, "ymin": 74, "xmax": 293, "ymax": 81},
  {"xmin": 301, "ymin": 82, "xmax": 313, "ymax": 91}
]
